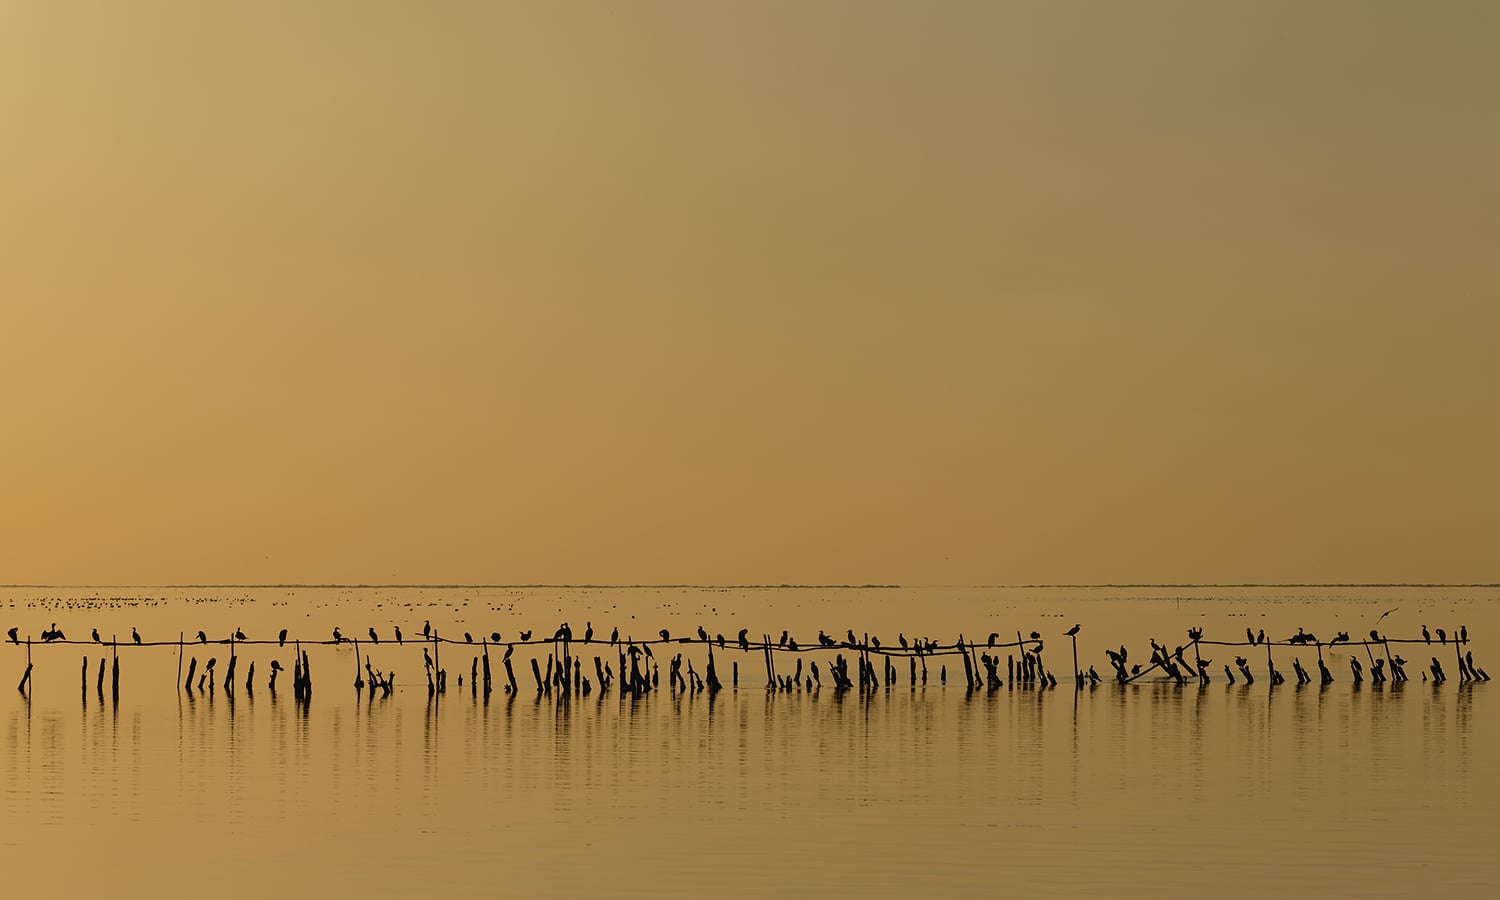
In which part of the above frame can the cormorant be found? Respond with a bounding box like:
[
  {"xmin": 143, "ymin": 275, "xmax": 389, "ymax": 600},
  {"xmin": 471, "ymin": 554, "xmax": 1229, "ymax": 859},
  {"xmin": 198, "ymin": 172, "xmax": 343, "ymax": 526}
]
[
  {"xmin": 197, "ymin": 630, "xmax": 208, "ymax": 643},
  {"xmin": 519, "ymin": 630, "xmax": 532, "ymax": 641},
  {"xmin": 234, "ymin": 627, "xmax": 246, "ymax": 641},
  {"xmin": 1369, "ymin": 629, "xmax": 1381, "ymax": 643},
  {"xmin": 1461, "ymin": 625, "xmax": 1468, "ymax": 643},
  {"xmin": 1436, "ymin": 628, "xmax": 1446, "ymax": 644},
  {"xmin": 716, "ymin": 633, "xmax": 726, "ymax": 648},
  {"xmin": 464, "ymin": 633, "xmax": 473, "ymax": 643},
  {"xmin": 1066, "ymin": 624, "xmax": 1081, "ymax": 637},
  {"xmin": 660, "ymin": 629, "xmax": 671, "ymax": 642},
  {"xmin": 369, "ymin": 627, "xmax": 379, "ymax": 643},
  {"xmin": 394, "ymin": 626, "xmax": 403, "ymax": 644},
  {"xmin": 698, "ymin": 626, "xmax": 709, "ymax": 643},
  {"xmin": 1257, "ymin": 629, "xmax": 1265, "ymax": 645},
  {"xmin": 1423, "ymin": 625, "xmax": 1431, "ymax": 643},
  {"xmin": 491, "ymin": 632, "xmax": 501, "ymax": 643},
  {"xmin": 133, "ymin": 627, "xmax": 142, "ymax": 645},
  {"xmin": 738, "ymin": 629, "xmax": 749, "ymax": 650},
  {"xmin": 778, "ymin": 630, "xmax": 788, "ymax": 647},
  {"xmin": 332, "ymin": 627, "xmax": 343, "ymax": 643},
  {"xmin": 1246, "ymin": 627, "xmax": 1255, "ymax": 645},
  {"xmin": 423, "ymin": 648, "xmax": 433, "ymax": 669},
  {"xmin": 610, "ymin": 627, "xmax": 619, "ymax": 645},
  {"xmin": 6, "ymin": 627, "xmax": 16, "ymax": 643},
  {"xmin": 988, "ymin": 633, "xmax": 999, "ymax": 648},
  {"xmin": 93, "ymin": 628, "xmax": 102, "ymax": 643},
  {"xmin": 585, "ymin": 623, "xmax": 594, "ymax": 643},
  {"xmin": 899, "ymin": 633, "xmax": 909, "ymax": 648},
  {"xmin": 279, "ymin": 628, "xmax": 288, "ymax": 647},
  {"xmin": 1030, "ymin": 631, "xmax": 1041, "ymax": 640},
  {"xmin": 422, "ymin": 620, "xmax": 431, "ymax": 639}
]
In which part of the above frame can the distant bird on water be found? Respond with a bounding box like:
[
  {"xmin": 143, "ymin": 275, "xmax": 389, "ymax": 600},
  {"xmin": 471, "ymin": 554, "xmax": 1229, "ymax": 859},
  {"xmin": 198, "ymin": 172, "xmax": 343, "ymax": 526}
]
[{"xmin": 133, "ymin": 627, "xmax": 142, "ymax": 645}]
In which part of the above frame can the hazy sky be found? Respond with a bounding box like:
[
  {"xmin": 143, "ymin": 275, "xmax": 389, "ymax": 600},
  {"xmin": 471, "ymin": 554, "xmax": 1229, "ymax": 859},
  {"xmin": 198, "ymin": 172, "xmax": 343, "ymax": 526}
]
[{"xmin": 2, "ymin": 2, "xmax": 1496, "ymax": 585}]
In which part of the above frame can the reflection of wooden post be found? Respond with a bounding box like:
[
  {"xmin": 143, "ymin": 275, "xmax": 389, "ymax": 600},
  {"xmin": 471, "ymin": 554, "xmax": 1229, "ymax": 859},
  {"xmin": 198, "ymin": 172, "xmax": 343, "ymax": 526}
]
[
  {"xmin": 111, "ymin": 637, "xmax": 119, "ymax": 702},
  {"xmin": 82, "ymin": 656, "xmax": 88, "ymax": 693},
  {"xmin": 177, "ymin": 632, "xmax": 184, "ymax": 691}
]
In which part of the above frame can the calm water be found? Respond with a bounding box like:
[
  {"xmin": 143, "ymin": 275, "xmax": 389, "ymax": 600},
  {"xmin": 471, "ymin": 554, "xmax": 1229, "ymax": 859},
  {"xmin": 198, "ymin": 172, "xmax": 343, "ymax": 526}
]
[{"xmin": 2, "ymin": 586, "xmax": 1496, "ymax": 897}]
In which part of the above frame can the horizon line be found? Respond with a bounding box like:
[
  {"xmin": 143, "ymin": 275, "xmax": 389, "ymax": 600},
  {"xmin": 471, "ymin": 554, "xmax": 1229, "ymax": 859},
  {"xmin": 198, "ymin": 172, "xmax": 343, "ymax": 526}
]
[{"xmin": 1, "ymin": 582, "xmax": 1497, "ymax": 590}]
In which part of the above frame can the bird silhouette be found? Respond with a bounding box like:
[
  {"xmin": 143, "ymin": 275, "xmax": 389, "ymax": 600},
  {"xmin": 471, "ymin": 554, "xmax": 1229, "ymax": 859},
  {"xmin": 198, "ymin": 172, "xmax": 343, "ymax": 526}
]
[
  {"xmin": 738, "ymin": 629, "xmax": 749, "ymax": 650},
  {"xmin": 1331, "ymin": 632, "xmax": 1349, "ymax": 646},
  {"xmin": 716, "ymin": 633, "xmax": 726, "ymax": 648},
  {"xmin": 1246, "ymin": 627, "xmax": 1255, "ymax": 645},
  {"xmin": 93, "ymin": 628, "xmax": 102, "ymax": 643},
  {"xmin": 1460, "ymin": 625, "xmax": 1468, "ymax": 643},
  {"xmin": 490, "ymin": 632, "xmax": 501, "ymax": 643},
  {"xmin": 1030, "ymin": 631, "xmax": 1041, "ymax": 640},
  {"xmin": 698, "ymin": 626, "xmax": 709, "ymax": 643},
  {"xmin": 1065, "ymin": 624, "xmax": 1081, "ymax": 637},
  {"xmin": 847, "ymin": 629, "xmax": 857, "ymax": 646},
  {"xmin": 464, "ymin": 633, "xmax": 473, "ymax": 643},
  {"xmin": 6, "ymin": 627, "xmax": 17, "ymax": 643},
  {"xmin": 332, "ymin": 627, "xmax": 343, "ymax": 643},
  {"xmin": 778, "ymin": 630, "xmax": 788, "ymax": 647},
  {"xmin": 279, "ymin": 628, "xmax": 288, "ymax": 647},
  {"xmin": 519, "ymin": 630, "xmax": 532, "ymax": 641},
  {"xmin": 1257, "ymin": 629, "xmax": 1265, "ymax": 645},
  {"xmin": 610, "ymin": 627, "xmax": 619, "ymax": 645},
  {"xmin": 1369, "ymin": 629, "xmax": 1381, "ymax": 643},
  {"xmin": 196, "ymin": 630, "xmax": 208, "ymax": 643},
  {"xmin": 234, "ymin": 627, "xmax": 246, "ymax": 642},
  {"xmin": 899, "ymin": 633, "xmax": 909, "ymax": 648},
  {"xmin": 1436, "ymin": 628, "xmax": 1446, "ymax": 644},
  {"xmin": 133, "ymin": 627, "xmax": 142, "ymax": 645},
  {"xmin": 1235, "ymin": 656, "xmax": 1248, "ymax": 667},
  {"xmin": 988, "ymin": 633, "xmax": 999, "ymax": 648},
  {"xmin": 1423, "ymin": 625, "xmax": 1431, "ymax": 643},
  {"xmin": 368, "ymin": 627, "xmax": 379, "ymax": 643},
  {"xmin": 660, "ymin": 629, "xmax": 671, "ymax": 642},
  {"xmin": 585, "ymin": 623, "xmax": 594, "ymax": 643},
  {"xmin": 423, "ymin": 648, "xmax": 434, "ymax": 669}
]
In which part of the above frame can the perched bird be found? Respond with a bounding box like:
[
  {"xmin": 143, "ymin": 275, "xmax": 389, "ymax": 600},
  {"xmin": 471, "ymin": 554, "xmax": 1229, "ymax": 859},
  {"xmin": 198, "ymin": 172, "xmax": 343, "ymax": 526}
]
[
  {"xmin": 1423, "ymin": 625, "xmax": 1431, "ymax": 643},
  {"xmin": 422, "ymin": 620, "xmax": 431, "ymax": 639},
  {"xmin": 332, "ymin": 627, "xmax": 343, "ymax": 643},
  {"xmin": 423, "ymin": 648, "xmax": 433, "ymax": 669},
  {"xmin": 899, "ymin": 633, "xmax": 909, "ymax": 649},
  {"xmin": 234, "ymin": 627, "xmax": 246, "ymax": 642},
  {"xmin": 367, "ymin": 627, "xmax": 378, "ymax": 643},
  {"xmin": 698, "ymin": 626, "xmax": 709, "ymax": 643},
  {"xmin": 987, "ymin": 633, "xmax": 999, "ymax": 648},
  {"xmin": 1030, "ymin": 631, "xmax": 1041, "ymax": 640},
  {"xmin": 870, "ymin": 636, "xmax": 880, "ymax": 650},
  {"xmin": 491, "ymin": 632, "xmax": 501, "ymax": 643},
  {"xmin": 1369, "ymin": 629, "xmax": 1381, "ymax": 643},
  {"xmin": 93, "ymin": 628, "xmax": 102, "ymax": 643},
  {"xmin": 1331, "ymin": 632, "xmax": 1350, "ymax": 646},
  {"xmin": 1235, "ymin": 656, "xmax": 1248, "ymax": 667},
  {"xmin": 778, "ymin": 630, "xmax": 788, "ymax": 648},
  {"xmin": 394, "ymin": 626, "xmax": 403, "ymax": 644},
  {"xmin": 6, "ymin": 627, "xmax": 17, "ymax": 643},
  {"xmin": 738, "ymin": 629, "xmax": 749, "ymax": 650},
  {"xmin": 133, "ymin": 627, "xmax": 142, "ymax": 645},
  {"xmin": 1065, "ymin": 624, "xmax": 1081, "ymax": 637},
  {"xmin": 1436, "ymin": 628, "xmax": 1447, "ymax": 644},
  {"xmin": 610, "ymin": 627, "xmax": 619, "ymax": 645},
  {"xmin": 1257, "ymin": 629, "xmax": 1265, "ymax": 646},
  {"xmin": 270, "ymin": 660, "xmax": 283, "ymax": 672},
  {"xmin": 660, "ymin": 629, "xmax": 671, "ymax": 642},
  {"xmin": 847, "ymin": 629, "xmax": 857, "ymax": 646},
  {"xmin": 464, "ymin": 633, "xmax": 474, "ymax": 643},
  {"xmin": 519, "ymin": 630, "xmax": 532, "ymax": 641},
  {"xmin": 1246, "ymin": 627, "xmax": 1255, "ymax": 645},
  {"xmin": 585, "ymin": 623, "xmax": 594, "ymax": 643},
  {"xmin": 716, "ymin": 634, "xmax": 726, "ymax": 648},
  {"xmin": 197, "ymin": 630, "xmax": 208, "ymax": 643},
  {"xmin": 1460, "ymin": 625, "xmax": 1468, "ymax": 644},
  {"xmin": 279, "ymin": 628, "xmax": 288, "ymax": 647}
]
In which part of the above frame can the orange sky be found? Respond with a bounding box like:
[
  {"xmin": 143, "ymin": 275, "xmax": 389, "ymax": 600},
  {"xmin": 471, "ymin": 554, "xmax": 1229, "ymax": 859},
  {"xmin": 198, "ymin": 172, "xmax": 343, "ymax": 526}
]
[{"xmin": 1, "ymin": 3, "xmax": 1496, "ymax": 585}]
